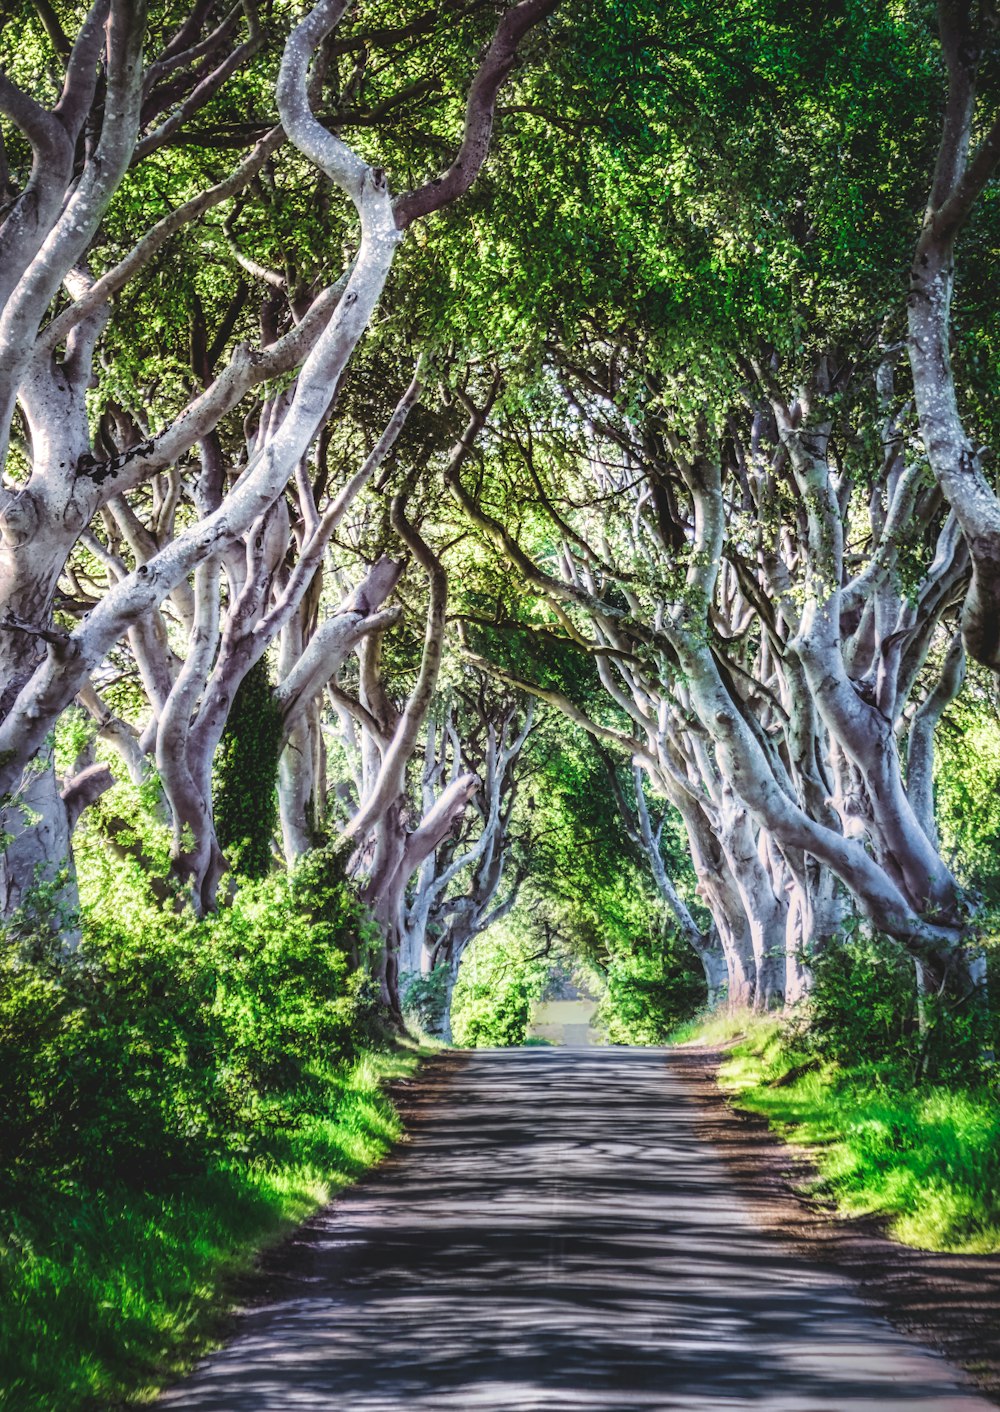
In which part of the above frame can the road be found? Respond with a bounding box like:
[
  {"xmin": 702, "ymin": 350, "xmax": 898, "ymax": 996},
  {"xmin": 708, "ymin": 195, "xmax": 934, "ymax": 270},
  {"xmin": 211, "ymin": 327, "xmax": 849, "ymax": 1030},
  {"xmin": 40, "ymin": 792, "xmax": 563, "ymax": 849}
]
[{"xmin": 160, "ymin": 1047, "xmax": 993, "ymax": 1411}]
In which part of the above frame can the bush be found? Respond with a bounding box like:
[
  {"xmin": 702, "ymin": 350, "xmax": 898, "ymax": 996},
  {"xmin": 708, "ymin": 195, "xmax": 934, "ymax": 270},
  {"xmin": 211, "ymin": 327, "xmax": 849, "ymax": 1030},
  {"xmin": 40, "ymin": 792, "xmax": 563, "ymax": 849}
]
[
  {"xmin": 805, "ymin": 928, "xmax": 919, "ymax": 1075},
  {"xmin": 0, "ymin": 843, "xmax": 381, "ymax": 1197},
  {"xmin": 597, "ymin": 930, "xmax": 704, "ymax": 1044},
  {"xmin": 453, "ymin": 976, "xmax": 534, "ymax": 1046},
  {"xmin": 805, "ymin": 926, "xmax": 990, "ymax": 1086},
  {"xmin": 0, "ymin": 818, "xmax": 413, "ymax": 1412},
  {"xmin": 450, "ymin": 929, "xmax": 547, "ymax": 1047},
  {"xmin": 401, "ymin": 967, "xmax": 450, "ymax": 1035}
]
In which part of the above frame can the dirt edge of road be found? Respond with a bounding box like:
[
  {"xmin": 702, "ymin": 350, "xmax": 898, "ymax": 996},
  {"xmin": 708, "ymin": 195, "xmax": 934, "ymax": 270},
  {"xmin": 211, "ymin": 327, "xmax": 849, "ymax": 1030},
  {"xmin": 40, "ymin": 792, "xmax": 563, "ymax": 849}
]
[
  {"xmin": 190, "ymin": 1050, "xmax": 472, "ymax": 1340},
  {"xmin": 669, "ymin": 1045, "xmax": 1000, "ymax": 1408}
]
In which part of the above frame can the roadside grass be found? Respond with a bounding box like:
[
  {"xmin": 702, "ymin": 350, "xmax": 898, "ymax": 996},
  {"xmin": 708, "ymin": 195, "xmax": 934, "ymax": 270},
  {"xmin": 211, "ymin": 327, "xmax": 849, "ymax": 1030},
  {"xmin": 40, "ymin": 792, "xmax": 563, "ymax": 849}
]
[
  {"xmin": 669, "ymin": 1007, "xmax": 776, "ymax": 1050},
  {"xmin": 675, "ymin": 1009, "xmax": 1000, "ymax": 1254},
  {"xmin": 0, "ymin": 1044, "xmax": 421, "ymax": 1412}
]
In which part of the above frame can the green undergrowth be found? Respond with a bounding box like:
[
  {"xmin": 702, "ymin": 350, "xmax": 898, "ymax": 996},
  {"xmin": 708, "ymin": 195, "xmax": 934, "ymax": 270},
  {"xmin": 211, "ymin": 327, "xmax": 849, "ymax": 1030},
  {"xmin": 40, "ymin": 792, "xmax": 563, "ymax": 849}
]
[
  {"xmin": 0, "ymin": 1043, "xmax": 421, "ymax": 1412},
  {"xmin": 670, "ymin": 1007, "xmax": 764, "ymax": 1050},
  {"xmin": 0, "ymin": 834, "xmax": 427, "ymax": 1412},
  {"xmin": 676, "ymin": 1009, "xmax": 1000, "ymax": 1254}
]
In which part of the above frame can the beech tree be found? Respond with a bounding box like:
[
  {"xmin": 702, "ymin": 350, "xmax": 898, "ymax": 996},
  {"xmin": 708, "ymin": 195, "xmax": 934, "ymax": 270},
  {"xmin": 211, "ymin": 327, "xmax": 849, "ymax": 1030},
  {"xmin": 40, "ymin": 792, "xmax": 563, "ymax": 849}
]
[
  {"xmin": 456, "ymin": 350, "xmax": 976, "ymax": 1005},
  {"xmin": 599, "ymin": 753, "xmax": 728, "ymax": 1006},
  {"xmin": 395, "ymin": 684, "xmax": 534, "ymax": 1030},
  {"xmin": 2, "ymin": 0, "xmax": 997, "ymax": 1038},
  {"xmin": 0, "ymin": 0, "xmax": 557, "ymax": 925},
  {"xmin": 907, "ymin": 0, "xmax": 1000, "ymax": 673},
  {"xmin": 425, "ymin": 0, "xmax": 1000, "ymax": 1007}
]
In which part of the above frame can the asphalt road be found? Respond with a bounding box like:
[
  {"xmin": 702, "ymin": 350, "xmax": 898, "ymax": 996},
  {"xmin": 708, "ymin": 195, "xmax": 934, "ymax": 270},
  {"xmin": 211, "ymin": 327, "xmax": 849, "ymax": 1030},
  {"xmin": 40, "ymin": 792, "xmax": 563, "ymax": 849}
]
[{"xmin": 159, "ymin": 1048, "xmax": 994, "ymax": 1411}]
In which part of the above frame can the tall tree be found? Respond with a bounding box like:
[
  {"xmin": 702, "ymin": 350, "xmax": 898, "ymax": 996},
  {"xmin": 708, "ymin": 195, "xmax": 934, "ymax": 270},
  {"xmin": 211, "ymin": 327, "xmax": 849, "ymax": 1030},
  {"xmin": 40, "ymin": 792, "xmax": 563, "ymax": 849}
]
[{"xmin": 0, "ymin": 0, "xmax": 558, "ymax": 924}]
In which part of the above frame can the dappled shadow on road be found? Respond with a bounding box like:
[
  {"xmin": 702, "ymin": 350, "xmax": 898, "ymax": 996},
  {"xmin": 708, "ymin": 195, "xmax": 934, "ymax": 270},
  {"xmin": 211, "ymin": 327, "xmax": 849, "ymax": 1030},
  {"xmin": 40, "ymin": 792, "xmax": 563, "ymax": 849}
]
[
  {"xmin": 160, "ymin": 1049, "xmax": 991, "ymax": 1411},
  {"xmin": 670, "ymin": 1047, "xmax": 1000, "ymax": 1407}
]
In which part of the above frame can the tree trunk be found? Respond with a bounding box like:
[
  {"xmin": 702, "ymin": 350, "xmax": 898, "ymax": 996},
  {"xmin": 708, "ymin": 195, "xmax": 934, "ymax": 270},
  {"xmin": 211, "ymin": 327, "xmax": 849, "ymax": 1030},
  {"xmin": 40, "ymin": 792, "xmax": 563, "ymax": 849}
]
[
  {"xmin": 696, "ymin": 941, "xmax": 730, "ymax": 1009},
  {"xmin": 0, "ymin": 748, "xmax": 77, "ymax": 942},
  {"xmin": 279, "ymin": 709, "xmax": 320, "ymax": 862}
]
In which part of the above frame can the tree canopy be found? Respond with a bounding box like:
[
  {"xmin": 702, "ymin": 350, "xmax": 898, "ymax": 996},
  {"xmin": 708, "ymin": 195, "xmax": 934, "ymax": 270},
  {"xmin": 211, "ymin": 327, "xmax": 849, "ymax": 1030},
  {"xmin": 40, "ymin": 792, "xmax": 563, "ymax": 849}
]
[{"xmin": 0, "ymin": 0, "xmax": 999, "ymax": 1032}]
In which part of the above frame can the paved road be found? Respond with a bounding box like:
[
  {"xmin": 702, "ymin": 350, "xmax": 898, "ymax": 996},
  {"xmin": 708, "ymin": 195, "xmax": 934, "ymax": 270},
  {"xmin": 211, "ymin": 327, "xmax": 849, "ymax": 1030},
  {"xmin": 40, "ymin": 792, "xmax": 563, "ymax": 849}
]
[{"xmin": 160, "ymin": 1048, "xmax": 993, "ymax": 1411}]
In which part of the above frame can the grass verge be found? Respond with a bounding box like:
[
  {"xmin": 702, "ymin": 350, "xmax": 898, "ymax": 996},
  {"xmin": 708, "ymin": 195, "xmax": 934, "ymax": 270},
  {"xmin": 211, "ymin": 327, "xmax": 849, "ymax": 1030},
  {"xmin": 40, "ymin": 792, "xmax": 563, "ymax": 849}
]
[
  {"xmin": 0, "ymin": 1043, "xmax": 423, "ymax": 1412},
  {"xmin": 674, "ymin": 1010, "xmax": 1000, "ymax": 1254}
]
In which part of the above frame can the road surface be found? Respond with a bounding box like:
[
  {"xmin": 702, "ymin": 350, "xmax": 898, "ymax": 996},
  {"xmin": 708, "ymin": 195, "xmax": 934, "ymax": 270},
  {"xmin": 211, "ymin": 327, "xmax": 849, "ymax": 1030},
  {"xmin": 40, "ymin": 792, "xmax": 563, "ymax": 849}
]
[{"xmin": 160, "ymin": 1047, "xmax": 993, "ymax": 1411}]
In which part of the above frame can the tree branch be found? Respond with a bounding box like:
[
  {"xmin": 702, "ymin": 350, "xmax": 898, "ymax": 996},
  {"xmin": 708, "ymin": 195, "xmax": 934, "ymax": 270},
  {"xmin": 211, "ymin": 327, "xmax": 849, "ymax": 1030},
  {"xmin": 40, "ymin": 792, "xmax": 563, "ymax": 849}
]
[{"xmin": 393, "ymin": 0, "xmax": 559, "ymax": 228}]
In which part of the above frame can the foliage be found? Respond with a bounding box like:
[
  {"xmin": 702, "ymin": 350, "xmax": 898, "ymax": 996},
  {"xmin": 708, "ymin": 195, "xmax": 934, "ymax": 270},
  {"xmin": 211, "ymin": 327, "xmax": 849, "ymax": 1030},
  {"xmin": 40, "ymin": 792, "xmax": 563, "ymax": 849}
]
[
  {"xmin": 436, "ymin": 713, "xmax": 705, "ymax": 1048},
  {"xmin": 801, "ymin": 927, "xmax": 993, "ymax": 1086},
  {"xmin": 401, "ymin": 966, "xmax": 450, "ymax": 1036},
  {"xmin": 430, "ymin": 0, "xmax": 948, "ymax": 398},
  {"xmin": 934, "ymin": 668, "xmax": 1000, "ymax": 912},
  {"xmin": 0, "ymin": 829, "xmax": 409, "ymax": 1409},
  {"xmin": 597, "ymin": 927, "xmax": 705, "ymax": 1045},
  {"xmin": 803, "ymin": 928, "xmax": 921, "ymax": 1076},
  {"xmin": 213, "ymin": 659, "xmax": 284, "ymax": 880},
  {"xmin": 51, "ymin": 708, "xmax": 96, "ymax": 779},
  {"xmin": 0, "ymin": 840, "xmax": 380, "ymax": 1197},
  {"xmin": 704, "ymin": 1012, "xmax": 1000, "ymax": 1255},
  {"xmin": 451, "ymin": 923, "xmax": 550, "ymax": 1047}
]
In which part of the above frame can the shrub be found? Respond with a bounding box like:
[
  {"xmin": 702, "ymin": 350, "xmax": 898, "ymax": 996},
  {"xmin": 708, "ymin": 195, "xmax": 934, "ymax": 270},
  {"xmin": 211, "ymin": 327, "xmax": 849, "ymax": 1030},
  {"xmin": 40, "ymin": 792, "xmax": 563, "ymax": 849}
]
[
  {"xmin": 450, "ymin": 930, "xmax": 546, "ymax": 1047},
  {"xmin": 597, "ymin": 930, "xmax": 704, "ymax": 1044},
  {"xmin": 0, "ymin": 841, "xmax": 380, "ymax": 1197},
  {"xmin": 452, "ymin": 973, "xmax": 535, "ymax": 1047},
  {"xmin": 805, "ymin": 928, "xmax": 919, "ymax": 1076},
  {"xmin": 401, "ymin": 966, "xmax": 450, "ymax": 1035},
  {"xmin": 805, "ymin": 926, "xmax": 990, "ymax": 1086},
  {"xmin": 0, "ymin": 822, "xmax": 406, "ymax": 1411}
]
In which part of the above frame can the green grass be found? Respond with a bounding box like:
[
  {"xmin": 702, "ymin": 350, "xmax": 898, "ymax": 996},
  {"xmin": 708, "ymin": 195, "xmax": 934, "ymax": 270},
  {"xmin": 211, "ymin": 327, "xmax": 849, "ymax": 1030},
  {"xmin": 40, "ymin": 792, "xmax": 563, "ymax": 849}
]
[
  {"xmin": 669, "ymin": 1006, "xmax": 779, "ymax": 1050},
  {"xmin": 0, "ymin": 1044, "xmax": 423, "ymax": 1412},
  {"xmin": 675, "ymin": 1009, "xmax": 1000, "ymax": 1254}
]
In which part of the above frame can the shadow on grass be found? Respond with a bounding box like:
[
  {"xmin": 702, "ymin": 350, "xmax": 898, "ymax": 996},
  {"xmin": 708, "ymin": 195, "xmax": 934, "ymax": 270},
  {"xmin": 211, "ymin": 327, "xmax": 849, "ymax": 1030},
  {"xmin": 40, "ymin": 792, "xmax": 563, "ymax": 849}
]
[{"xmin": 0, "ymin": 1045, "xmax": 427, "ymax": 1412}]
